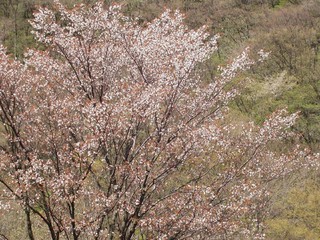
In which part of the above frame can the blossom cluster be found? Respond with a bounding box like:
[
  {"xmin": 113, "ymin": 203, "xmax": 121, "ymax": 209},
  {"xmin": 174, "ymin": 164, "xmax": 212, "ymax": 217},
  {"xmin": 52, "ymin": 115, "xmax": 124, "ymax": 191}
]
[{"xmin": 0, "ymin": 1, "xmax": 317, "ymax": 239}]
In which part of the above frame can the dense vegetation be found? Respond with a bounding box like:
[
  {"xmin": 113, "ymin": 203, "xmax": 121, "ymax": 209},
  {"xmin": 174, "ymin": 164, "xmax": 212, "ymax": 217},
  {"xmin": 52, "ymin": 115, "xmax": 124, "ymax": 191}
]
[{"xmin": 0, "ymin": 0, "xmax": 319, "ymax": 239}]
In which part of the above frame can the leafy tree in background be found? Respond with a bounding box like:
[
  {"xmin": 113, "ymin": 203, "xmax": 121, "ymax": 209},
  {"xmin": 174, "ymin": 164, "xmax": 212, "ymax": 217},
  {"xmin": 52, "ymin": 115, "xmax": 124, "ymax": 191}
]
[
  {"xmin": 267, "ymin": 176, "xmax": 320, "ymax": 240},
  {"xmin": 234, "ymin": 1, "xmax": 320, "ymax": 149}
]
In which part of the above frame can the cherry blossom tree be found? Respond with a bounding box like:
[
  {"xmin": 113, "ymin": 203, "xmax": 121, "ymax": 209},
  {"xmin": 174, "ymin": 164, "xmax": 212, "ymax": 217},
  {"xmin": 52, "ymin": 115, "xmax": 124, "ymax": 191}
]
[{"xmin": 0, "ymin": 1, "xmax": 317, "ymax": 239}]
